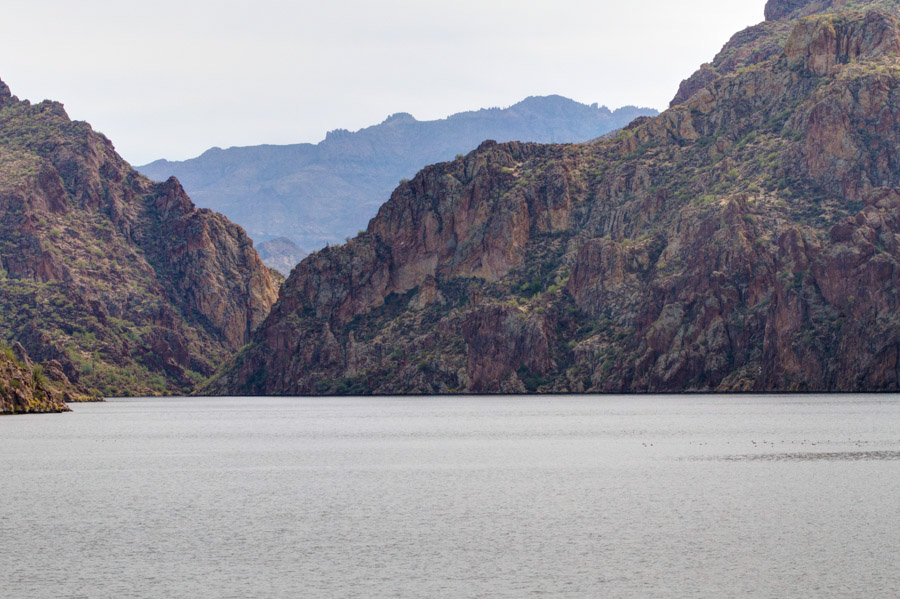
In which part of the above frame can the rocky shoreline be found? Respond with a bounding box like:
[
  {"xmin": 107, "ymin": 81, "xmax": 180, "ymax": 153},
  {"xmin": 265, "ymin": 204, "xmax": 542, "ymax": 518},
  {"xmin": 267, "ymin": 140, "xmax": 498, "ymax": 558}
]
[{"xmin": 0, "ymin": 341, "xmax": 101, "ymax": 414}]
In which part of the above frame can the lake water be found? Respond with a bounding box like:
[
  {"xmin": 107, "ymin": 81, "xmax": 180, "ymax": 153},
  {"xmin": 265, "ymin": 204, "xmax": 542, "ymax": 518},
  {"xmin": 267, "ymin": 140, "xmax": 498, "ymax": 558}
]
[{"xmin": 2, "ymin": 395, "xmax": 900, "ymax": 598}]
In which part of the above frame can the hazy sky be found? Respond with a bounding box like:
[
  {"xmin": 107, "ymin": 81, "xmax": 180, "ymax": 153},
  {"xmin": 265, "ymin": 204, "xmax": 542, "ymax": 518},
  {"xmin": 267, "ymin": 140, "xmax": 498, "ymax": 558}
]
[{"xmin": 1, "ymin": 1, "xmax": 767, "ymax": 165}]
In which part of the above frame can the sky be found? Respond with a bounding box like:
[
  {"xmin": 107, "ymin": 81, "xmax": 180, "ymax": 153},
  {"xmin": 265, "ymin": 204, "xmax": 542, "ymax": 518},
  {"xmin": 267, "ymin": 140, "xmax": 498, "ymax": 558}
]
[{"xmin": 1, "ymin": 1, "xmax": 767, "ymax": 165}]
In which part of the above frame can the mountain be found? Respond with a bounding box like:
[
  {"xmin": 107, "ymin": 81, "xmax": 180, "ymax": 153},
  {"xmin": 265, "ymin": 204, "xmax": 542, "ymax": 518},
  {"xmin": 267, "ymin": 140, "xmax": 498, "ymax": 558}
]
[
  {"xmin": 256, "ymin": 237, "xmax": 308, "ymax": 276},
  {"xmin": 208, "ymin": 0, "xmax": 900, "ymax": 395},
  {"xmin": 0, "ymin": 79, "xmax": 278, "ymax": 397},
  {"xmin": 137, "ymin": 98, "xmax": 657, "ymax": 261}
]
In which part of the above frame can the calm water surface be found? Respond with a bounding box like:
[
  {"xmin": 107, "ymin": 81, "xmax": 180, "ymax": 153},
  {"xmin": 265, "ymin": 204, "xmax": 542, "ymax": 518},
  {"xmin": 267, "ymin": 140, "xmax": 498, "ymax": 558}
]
[{"xmin": 2, "ymin": 395, "xmax": 900, "ymax": 598}]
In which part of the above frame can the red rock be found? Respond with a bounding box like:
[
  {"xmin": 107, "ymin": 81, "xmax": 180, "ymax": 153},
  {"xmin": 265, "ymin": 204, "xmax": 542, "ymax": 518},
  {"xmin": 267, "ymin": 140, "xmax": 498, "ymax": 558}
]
[{"xmin": 210, "ymin": 0, "xmax": 900, "ymax": 395}]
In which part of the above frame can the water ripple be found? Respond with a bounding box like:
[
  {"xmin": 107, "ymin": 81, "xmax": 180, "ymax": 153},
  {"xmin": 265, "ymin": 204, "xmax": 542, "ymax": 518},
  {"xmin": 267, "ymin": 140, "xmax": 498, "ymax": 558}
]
[{"xmin": 703, "ymin": 451, "xmax": 900, "ymax": 462}]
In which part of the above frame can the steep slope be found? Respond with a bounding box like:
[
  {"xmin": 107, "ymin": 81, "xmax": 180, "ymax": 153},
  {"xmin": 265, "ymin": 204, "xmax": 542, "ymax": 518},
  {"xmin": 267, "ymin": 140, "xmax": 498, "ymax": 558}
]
[
  {"xmin": 209, "ymin": 0, "xmax": 900, "ymax": 395},
  {"xmin": 0, "ymin": 342, "xmax": 68, "ymax": 413},
  {"xmin": 137, "ymin": 97, "xmax": 656, "ymax": 257},
  {"xmin": 0, "ymin": 341, "xmax": 99, "ymax": 413},
  {"xmin": 0, "ymin": 80, "xmax": 279, "ymax": 396}
]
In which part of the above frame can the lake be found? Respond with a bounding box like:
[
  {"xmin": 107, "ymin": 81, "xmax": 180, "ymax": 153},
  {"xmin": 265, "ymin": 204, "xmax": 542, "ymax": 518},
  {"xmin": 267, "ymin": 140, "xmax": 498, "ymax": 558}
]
[{"xmin": 2, "ymin": 395, "xmax": 899, "ymax": 598}]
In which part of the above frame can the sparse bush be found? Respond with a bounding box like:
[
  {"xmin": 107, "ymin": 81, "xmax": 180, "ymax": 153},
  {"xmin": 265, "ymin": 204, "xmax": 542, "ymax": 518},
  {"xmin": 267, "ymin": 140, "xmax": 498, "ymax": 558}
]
[{"xmin": 32, "ymin": 364, "xmax": 47, "ymax": 388}]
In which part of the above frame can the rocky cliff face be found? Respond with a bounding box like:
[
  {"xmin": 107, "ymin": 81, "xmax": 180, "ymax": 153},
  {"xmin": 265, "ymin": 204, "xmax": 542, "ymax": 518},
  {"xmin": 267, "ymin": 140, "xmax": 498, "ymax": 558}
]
[
  {"xmin": 0, "ymin": 81, "xmax": 278, "ymax": 396},
  {"xmin": 209, "ymin": 0, "xmax": 900, "ymax": 395},
  {"xmin": 137, "ymin": 97, "xmax": 656, "ymax": 253},
  {"xmin": 765, "ymin": 0, "xmax": 854, "ymax": 22},
  {"xmin": 0, "ymin": 341, "xmax": 99, "ymax": 413},
  {"xmin": 0, "ymin": 344, "xmax": 67, "ymax": 414}
]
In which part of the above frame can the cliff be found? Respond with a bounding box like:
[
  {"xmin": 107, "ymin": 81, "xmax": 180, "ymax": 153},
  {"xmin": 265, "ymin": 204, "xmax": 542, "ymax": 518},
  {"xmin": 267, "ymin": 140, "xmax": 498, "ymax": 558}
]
[
  {"xmin": 0, "ymin": 80, "xmax": 279, "ymax": 396},
  {"xmin": 137, "ymin": 97, "xmax": 656, "ymax": 258},
  {"xmin": 0, "ymin": 341, "xmax": 99, "ymax": 413},
  {"xmin": 208, "ymin": 0, "xmax": 900, "ymax": 395}
]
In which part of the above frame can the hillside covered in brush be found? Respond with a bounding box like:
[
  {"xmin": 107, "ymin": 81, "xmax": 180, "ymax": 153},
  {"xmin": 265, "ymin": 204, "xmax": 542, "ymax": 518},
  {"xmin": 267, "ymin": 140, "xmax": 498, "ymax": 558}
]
[
  {"xmin": 209, "ymin": 0, "xmax": 900, "ymax": 395},
  {"xmin": 138, "ymin": 97, "xmax": 656, "ymax": 258},
  {"xmin": 0, "ymin": 340, "xmax": 98, "ymax": 414},
  {"xmin": 0, "ymin": 80, "xmax": 278, "ymax": 396}
]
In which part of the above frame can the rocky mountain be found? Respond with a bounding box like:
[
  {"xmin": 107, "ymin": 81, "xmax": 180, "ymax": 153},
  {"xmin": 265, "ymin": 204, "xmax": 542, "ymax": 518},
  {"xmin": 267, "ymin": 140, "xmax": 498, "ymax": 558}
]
[
  {"xmin": 0, "ymin": 341, "xmax": 98, "ymax": 413},
  {"xmin": 208, "ymin": 0, "xmax": 900, "ymax": 395},
  {"xmin": 256, "ymin": 237, "xmax": 308, "ymax": 276},
  {"xmin": 0, "ymin": 79, "xmax": 279, "ymax": 397},
  {"xmin": 137, "ymin": 98, "xmax": 657, "ymax": 262}
]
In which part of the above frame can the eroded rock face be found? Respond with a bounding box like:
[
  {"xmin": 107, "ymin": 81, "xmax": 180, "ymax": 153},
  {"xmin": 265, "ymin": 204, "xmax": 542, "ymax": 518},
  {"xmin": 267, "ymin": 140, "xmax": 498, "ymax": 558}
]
[
  {"xmin": 785, "ymin": 10, "xmax": 900, "ymax": 75},
  {"xmin": 0, "ymin": 353, "xmax": 66, "ymax": 414},
  {"xmin": 462, "ymin": 304, "xmax": 553, "ymax": 392},
  {"xmin": 0, "ymin": 342, "xmax": 100, "ymax": 413},
  {"xmin": 764, "ymin": 0, "xmax": 868, "ymax": 21},
  {"xmin": 146, "ymin": 177, "xmax": 279, "ymax": 349},
  {"xmin": 211, "ymin": 0, "xmax": 900, "ymax": 395},
  {"xmin": 670, "ymin": 19, "xmax": 794, "ymax": 107},
  {"xmin": 0, "ymin": 80, "xmax": 278, "ymax": 396}
]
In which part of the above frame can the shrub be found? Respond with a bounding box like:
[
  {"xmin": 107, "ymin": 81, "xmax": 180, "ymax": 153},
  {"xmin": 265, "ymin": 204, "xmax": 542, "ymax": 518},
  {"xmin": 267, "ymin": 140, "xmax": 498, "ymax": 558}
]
[{"xmin": 32, "ymin": 364, "xmax": 47, "ymax": 388}]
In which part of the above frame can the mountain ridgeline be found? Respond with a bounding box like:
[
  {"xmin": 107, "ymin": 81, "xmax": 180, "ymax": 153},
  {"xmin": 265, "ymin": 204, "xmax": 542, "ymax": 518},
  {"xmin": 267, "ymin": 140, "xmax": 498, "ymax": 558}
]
[
  {"xmin": 137, "ymin": 98, "xmax": 657, "ymax": 259},
  {"xmin": 0, "ymin": 80, "xmax": 278, "ymax": 398},
  {"xmin": 208, "ymin": 0, "xmax": 900, "ymax": 395}
]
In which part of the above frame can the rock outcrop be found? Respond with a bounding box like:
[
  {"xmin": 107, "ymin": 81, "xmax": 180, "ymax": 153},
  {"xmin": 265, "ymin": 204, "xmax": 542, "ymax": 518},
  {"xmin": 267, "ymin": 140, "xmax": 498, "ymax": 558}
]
[
  {"xmin": 0, "ymin": 341, "xmax": 100, "ymax": 413},
  {"xmin": 209, "ymin": 0, "xmax": 900, "ymax": 395},
  {"xmin": 784, "ymin": 9, "xmax": 900, "ymax": 75},
  {"xmin": 766, "ymin": 0, "xmax": 824, "ymax": 21},
  {"xmin": 0, "ymin": 80, "xmax": 279, "ymax": 396}
]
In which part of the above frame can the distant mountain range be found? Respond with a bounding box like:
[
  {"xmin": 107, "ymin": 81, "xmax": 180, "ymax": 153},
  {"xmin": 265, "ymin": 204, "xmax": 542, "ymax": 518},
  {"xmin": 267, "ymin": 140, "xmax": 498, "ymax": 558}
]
[
  {"xmin": 138, "ymin": 97, "xmax": 657, "ymax": 267},
  {"xmin": 256, "ymin": 237, "xmax": 307, "ymax": 277}
]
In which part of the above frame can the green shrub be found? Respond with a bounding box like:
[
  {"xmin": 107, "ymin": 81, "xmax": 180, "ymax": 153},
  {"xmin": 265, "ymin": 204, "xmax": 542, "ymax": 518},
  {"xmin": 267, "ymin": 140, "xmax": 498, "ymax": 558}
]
[{"xmin": 32, "ymin": 364, "xmax": 47, "ymax": 388}]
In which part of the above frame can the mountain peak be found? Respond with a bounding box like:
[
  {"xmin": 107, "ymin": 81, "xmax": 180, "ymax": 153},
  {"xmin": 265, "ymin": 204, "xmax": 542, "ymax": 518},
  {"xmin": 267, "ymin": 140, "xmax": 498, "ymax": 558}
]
[
  {"xmin": 0, "ymin": 79, "xmax": 12, "ymax": 109},
  {"xmin": 383, "ymin": 112, "xmax": 416, "ymax": 124},
  {"xmin": 513, "ymin": 95, "xmax": 574, "ymax": 107}
]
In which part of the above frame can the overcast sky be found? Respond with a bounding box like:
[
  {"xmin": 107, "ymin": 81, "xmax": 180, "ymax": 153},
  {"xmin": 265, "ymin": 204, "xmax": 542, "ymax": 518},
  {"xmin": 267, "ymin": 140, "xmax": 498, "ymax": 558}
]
[{"xmin": 1, "ymin": 1, "xmax": 767, "ymax": 165}]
